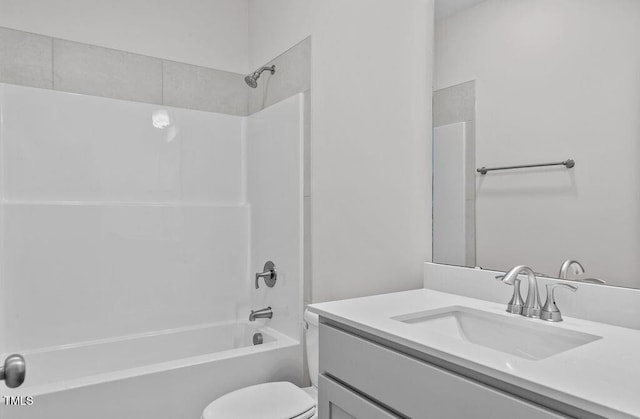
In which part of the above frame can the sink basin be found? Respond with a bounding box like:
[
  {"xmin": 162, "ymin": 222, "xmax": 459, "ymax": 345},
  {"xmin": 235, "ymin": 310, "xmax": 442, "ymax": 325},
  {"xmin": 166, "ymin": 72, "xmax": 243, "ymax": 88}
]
[{"xmin": 392, "ymin": 306, "xmax": 601, "ymax": 360}]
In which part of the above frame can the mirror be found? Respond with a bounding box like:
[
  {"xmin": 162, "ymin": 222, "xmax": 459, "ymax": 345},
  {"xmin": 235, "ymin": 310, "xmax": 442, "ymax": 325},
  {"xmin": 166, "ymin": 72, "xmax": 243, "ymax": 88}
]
[{"xmin": 432, "ymin": 0, "xmax": 640, "ymax": 289}]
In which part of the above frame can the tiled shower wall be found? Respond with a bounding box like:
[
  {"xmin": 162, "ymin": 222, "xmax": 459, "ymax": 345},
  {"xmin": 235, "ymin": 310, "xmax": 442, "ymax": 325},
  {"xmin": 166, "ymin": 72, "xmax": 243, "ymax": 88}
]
[{"xmin": 0, "ymin": 26, "xmax": 310, "ymax": 116}]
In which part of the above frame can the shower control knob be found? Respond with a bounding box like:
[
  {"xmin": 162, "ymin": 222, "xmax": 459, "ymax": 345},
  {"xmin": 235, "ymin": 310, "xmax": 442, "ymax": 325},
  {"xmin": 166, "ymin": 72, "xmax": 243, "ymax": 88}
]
[
  {"xmin": 0, "ymin": 354, "xmax": 26, "ymax": 388},
  {"xmin": 255, "ymin": 261, "xmax": 277, "ymax": 289}
]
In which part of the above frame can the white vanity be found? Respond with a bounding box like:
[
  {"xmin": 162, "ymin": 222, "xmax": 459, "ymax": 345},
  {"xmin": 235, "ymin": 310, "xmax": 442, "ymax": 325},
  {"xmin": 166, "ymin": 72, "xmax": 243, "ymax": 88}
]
[{"xmin": 309, "ymin": 265, "xmax": 640, "ymax": 419}]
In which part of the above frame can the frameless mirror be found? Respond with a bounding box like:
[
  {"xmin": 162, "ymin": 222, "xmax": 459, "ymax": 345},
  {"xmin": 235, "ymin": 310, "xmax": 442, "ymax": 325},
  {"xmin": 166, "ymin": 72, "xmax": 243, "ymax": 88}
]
[{"xmin": 432, "ymin": 0, "xmax": 640, "ymax": 289}]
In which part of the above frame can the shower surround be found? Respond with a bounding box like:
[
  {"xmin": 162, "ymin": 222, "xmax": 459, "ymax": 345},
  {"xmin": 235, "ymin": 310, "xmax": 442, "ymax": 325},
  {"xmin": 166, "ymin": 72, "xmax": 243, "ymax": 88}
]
[{"xmin": 0, "ymin": 81, "xmax": 305, "ymax": 418}]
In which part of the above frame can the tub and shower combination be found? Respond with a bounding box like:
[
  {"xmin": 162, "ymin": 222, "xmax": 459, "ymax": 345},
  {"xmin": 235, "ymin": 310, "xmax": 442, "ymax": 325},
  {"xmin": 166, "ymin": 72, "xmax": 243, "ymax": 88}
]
[{"xmin": 0, "ymin": 72, "xmax": 305, "ymax": 418}]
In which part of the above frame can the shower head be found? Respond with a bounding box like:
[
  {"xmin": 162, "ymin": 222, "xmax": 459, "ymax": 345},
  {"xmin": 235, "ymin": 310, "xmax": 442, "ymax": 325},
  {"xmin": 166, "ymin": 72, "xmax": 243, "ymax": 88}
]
[
  {"xmin": 244, "ymin": 74, "xmax": 258, "ymax": 88},
  {"xmin": 244, "ymin": 65, "xmax": 276, "ymax": 88}
]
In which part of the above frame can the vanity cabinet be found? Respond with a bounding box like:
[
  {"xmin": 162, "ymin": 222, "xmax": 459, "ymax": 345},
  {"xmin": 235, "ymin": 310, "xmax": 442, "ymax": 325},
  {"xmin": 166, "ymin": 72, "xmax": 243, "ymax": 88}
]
[{"xmin": 319, "ymin": 322, "xmax": 570, "ymax": 419}]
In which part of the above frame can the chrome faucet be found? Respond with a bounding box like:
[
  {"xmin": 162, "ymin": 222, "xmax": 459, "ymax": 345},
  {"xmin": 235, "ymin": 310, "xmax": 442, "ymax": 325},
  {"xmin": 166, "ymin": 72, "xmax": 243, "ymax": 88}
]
[
  {"xmin": 559, "ymin": 259, "xmax": 585, "ymax": 279},
  {"xmin": 249, "ymin": 307, "xmax": 273, "ymax": 321},
  {"xmin": 499, "ymin": 266, "xmax": 542, "ymax": 318}
]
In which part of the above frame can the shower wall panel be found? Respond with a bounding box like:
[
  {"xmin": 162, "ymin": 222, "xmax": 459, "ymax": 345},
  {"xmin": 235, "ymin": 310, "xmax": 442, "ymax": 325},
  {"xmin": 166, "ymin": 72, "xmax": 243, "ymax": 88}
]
[
  {"xmin": 0, "ymin": 83, "xmax": 249, "ymax": 352},
  {"xmin": 247, "ymin": 94, "xmax": 304, "ymax": 341}
]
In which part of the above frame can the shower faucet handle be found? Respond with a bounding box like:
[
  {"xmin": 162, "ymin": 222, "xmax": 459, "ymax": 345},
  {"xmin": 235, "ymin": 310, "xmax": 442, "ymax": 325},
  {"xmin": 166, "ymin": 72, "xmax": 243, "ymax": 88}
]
[{"xmin": 255, "ymin": 261, "xmax": 277, "ymax": 289}]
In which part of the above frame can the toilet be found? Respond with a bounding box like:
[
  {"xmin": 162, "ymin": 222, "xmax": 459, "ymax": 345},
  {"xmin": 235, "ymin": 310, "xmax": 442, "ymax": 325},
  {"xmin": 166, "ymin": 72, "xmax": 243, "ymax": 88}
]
[{"xmin": 201, "ymin": 310, "xmax": 319, "ymax": 419}]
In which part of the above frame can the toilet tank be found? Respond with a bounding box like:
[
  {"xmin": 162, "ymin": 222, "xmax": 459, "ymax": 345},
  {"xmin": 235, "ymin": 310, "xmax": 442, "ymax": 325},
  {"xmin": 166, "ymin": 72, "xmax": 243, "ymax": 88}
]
[{"xmin": 303, "ymin": 309, "xmax": 319, "ymax": 388}]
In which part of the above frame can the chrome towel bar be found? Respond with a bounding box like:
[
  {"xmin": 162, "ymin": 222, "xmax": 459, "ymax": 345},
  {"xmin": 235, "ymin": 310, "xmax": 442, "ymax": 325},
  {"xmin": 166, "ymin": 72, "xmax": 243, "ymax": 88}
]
[{"xmin": 477, "ymin": 159, "xmax": 575, "ymax": 175}]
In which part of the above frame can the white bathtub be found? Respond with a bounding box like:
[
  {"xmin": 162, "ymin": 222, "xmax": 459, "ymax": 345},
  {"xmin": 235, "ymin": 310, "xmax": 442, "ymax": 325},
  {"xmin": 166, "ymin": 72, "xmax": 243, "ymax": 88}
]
[{"xmin": 0, "ymin": 321, "xmax": 302, "ymax": 419}]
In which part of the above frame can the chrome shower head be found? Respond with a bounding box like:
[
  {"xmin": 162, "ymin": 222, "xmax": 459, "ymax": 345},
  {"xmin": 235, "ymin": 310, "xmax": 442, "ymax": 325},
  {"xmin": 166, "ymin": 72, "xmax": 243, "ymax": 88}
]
[
  {"xmin": 244, "ymin": 74, "xmax": 258, "ymax": 88},
  {"xmin": 244, "ymin": 65, "xmax": 276, "ymax": 88}
]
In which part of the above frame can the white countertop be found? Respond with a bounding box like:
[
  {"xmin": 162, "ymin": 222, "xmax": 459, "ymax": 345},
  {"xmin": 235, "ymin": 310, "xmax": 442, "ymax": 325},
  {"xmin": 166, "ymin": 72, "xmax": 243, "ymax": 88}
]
[{"xmin": 309, "ymin": 289, "xmax": 640, "ymax": 419}]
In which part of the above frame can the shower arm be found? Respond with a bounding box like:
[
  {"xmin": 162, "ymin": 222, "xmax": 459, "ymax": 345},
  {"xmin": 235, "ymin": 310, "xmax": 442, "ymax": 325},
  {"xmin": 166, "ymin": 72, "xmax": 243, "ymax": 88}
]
[{"xmin": 253, "ymin": 65, "xmax": 276, "ymax": 77}]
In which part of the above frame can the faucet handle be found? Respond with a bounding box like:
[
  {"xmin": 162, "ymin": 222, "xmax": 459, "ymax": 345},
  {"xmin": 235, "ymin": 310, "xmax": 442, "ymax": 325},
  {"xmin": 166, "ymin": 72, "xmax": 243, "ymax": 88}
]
[
  {"xmin": 497, "ymin": 275, "xmax": 524, "ymax": 315},
  {"xmin": 255, "ymin": 261, "xmax": 277, "ymax": 289},
  {"xmin": 541, "ymin": 283, "xmax": 578, "ymax": 322}
]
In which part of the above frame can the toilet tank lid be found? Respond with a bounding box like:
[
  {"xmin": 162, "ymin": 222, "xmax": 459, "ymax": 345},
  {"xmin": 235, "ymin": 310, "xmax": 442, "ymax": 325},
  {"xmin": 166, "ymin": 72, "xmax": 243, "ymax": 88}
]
[{"xmin": 303, "ymin": 309, "xmax": 319, "ymax": 327}]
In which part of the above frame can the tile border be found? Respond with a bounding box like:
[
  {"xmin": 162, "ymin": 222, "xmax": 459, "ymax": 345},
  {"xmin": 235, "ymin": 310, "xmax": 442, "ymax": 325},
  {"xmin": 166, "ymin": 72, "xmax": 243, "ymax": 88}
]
[{"xmin": 0, "ymin": 27, "xmax": 309, "ymax": 116}]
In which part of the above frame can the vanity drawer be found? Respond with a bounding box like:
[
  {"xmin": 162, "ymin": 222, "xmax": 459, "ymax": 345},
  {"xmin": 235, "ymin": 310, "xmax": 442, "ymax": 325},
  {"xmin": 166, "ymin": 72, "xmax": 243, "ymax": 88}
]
[
  {"xmin": 320, "ymin": 323, "xmax": 569, "ymax": 419},
  {"xmin": 318, "ymin": 375, "xmax": 401, "ymax": 419}
]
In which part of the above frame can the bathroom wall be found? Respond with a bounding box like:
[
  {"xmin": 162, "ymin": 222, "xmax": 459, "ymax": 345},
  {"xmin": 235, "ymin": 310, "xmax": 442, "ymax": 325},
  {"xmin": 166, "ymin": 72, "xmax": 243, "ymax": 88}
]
[
  {"xmin": 248, "ymin": 0, "xmax": 311, "ymax": 71},
  {"xmin": 435, "ymin": 0, "xmax": 640, "ymax": 287},
  {"xmin": 311, "ymin": 0, "xmax": 433, "ymax": 302},
  {"xmin": 248, "ymin": 0, "xmax": 435, "ymax": 303},
  {"xmin": 0, "ymin": 0, "xmax": 249, "ymax": 72},
  {"xmin": 0, "ymin": 83, "xmax": 249, "ymax": 352}
]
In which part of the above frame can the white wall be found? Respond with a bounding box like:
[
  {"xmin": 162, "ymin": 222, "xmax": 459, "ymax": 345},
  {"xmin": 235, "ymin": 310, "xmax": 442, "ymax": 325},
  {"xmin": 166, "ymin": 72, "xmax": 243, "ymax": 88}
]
[
  {"xmin": 248, "ymin": 0, "xmax": 434, "ymax": 302},
  {"xmin": 435, "ymin": 0, "xmax": 640, "ymax": 287},
  {"xmin": 435, "ymin": 0, "xmax": 486, "ymax": 21},
  {"xmin": 311, "ymin": 0, "xmax": 433, "ymax": 302},
  {"xmin": 248, "ymin": 0, "xmax": 310, "ymax": 70},
  {"xmin": 0, "ymin": 0, "xmax": 249, "ymax": 73}
]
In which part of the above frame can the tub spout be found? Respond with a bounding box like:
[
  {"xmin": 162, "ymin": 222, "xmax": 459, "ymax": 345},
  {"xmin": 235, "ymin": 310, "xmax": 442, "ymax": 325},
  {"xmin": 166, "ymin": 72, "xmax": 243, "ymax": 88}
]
[{"xmin": 249, "ymin": 307, "xmax": 273, "ymax": 321}]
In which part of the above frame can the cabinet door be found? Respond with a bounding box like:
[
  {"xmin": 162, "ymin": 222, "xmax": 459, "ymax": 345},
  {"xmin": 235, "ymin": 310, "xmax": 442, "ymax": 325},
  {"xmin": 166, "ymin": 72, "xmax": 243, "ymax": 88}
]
[
  {"xmin": 318, "ymin": 375, "xmax": 400, "ymax": 419},
  {"xmin": 321, "ymin": 323, "xmax": 571, "ymax": 419}
]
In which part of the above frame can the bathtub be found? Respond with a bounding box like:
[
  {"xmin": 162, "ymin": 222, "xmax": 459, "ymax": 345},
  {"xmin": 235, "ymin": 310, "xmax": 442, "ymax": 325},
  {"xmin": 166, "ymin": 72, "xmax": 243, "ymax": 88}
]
[{"xmin": 0, "ymin": 321, "xmax": 302, "ymax": 419}]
